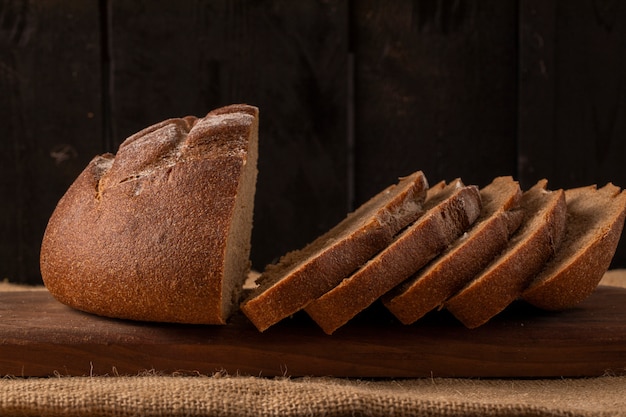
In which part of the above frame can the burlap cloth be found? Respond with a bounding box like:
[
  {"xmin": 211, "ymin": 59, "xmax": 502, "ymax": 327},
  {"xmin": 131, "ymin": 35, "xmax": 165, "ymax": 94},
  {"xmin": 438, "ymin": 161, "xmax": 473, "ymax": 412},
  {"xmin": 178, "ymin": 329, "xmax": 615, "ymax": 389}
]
[
  {"xmin": 1, "ymin": 373, "xmax": 625, "ymax": 417},
  {"xmin": 2, "ymin": 271, "xmax": 626, "ymax": 417}
]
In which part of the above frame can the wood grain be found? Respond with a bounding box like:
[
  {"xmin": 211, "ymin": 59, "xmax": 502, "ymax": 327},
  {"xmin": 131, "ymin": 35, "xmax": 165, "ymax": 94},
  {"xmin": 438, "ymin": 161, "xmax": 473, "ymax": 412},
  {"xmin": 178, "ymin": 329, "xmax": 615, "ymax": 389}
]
[
  {"xmin": 518, "ymin": 0, "xmax": 626, "ymax": 266},
  {"xmin": 351, "ymin": 0, "xmax": 518, "ymax": 202},
  {"xmin": 0, "ymin": 0, "xmax": 102, "ymax": 284},
  {"xmin": 519, "ymin": 0, "xmax": 626, "ymax": 190},
  {"xmin": 1, "ymin": 286, "xmax": 625, "ymax": 378}
]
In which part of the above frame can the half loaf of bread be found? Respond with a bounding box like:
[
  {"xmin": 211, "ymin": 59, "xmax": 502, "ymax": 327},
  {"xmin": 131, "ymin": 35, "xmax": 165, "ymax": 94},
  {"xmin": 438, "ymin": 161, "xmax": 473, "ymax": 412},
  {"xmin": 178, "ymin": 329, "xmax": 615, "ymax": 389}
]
[
  {"xmin": 383, "ymin": 176, "xmax": 524, "ymax": 325},
  {"xmin": 444, "ymin": 180, "xmax": 567, "ymax": 328},
  {"xmin": 240, "ymin": 171, "xmax": 429, "ymax": 332},
  {"xmin": 522, "ymin": 183, "xmax": 626, "ymax": 310},
  {"xmin": 40, "ymin": 104, "xmax": 259, "ymax": 324},
  {"xmin": 305, "ymin": 179, "xmax": 482, "ymax": 334}
]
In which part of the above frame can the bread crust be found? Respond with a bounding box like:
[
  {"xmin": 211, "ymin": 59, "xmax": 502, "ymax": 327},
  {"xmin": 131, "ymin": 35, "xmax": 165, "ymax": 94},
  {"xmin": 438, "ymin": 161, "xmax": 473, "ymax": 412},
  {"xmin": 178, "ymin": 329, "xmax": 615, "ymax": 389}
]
[
  {"xmin": 240, "ymin": 171, "xmax": 429, "ymax": 332},
  {"xmin": 444, "ymin": 180, "xmax": 567, "ymax": 329},
  {"xmin": 305, "ymin": 179, "xmax": 482, "ymax": 335},
  {"xmin": 522, "ymin": 184, "xmax": 626, "ymax": 310},
  {"xmin": 40, "ymin": 104, "xmax": 259, "ymax": 324},
  {"xmin": 383, "ymin": 176, "xmax": 523, "ymax": 325}
]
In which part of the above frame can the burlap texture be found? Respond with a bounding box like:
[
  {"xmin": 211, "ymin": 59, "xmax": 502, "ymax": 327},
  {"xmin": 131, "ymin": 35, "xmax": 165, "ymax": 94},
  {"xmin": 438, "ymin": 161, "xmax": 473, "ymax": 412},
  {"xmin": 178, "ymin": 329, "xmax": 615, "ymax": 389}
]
[{"xmin": 1, "ymin": 374, "xmax": 625, "ymax": 417}]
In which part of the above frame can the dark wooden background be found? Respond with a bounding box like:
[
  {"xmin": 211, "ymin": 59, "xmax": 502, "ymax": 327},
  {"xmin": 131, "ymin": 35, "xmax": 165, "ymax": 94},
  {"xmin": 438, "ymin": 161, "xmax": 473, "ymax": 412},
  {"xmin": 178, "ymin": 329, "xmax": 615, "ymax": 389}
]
[{"xmin": 2, "ymin": 0, "xmax": 625, "ymax": 285}]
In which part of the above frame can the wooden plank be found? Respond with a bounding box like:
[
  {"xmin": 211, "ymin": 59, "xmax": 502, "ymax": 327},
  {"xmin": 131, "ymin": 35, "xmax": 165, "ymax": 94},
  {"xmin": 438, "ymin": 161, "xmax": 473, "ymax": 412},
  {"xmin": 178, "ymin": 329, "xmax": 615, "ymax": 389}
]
[
  {"xmin": 351, "ymin": 0, "xmax": 519, "ymax": 204},
  {"xmin": 0, "ymin": 0, "xmax": 102, "ymax": 284},
  {"xmin": 518, "ymin": 0, "xmax": 626, "ymax": 267},
  {"xmin": 1, "ymin": 286, "xmax": 625, "ymax": 378},
  {"xmin": 518, "ymin": 0, "xmax": 556, "ymax": 190},
  {"xmin": 107, "ymin": 0, "xmax": 350, "ymax": 269}
]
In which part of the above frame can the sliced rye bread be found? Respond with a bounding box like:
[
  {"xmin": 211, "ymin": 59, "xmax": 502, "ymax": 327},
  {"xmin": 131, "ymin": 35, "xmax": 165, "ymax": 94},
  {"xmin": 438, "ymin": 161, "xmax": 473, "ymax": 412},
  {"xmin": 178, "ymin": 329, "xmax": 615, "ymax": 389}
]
[
  {"xmin": 382, "ymin": 176, "xmax": 524, "ymax": 325},
  {"xmin": 444, "ymin": 179, "xmax": 567, "ymax": 329},
  {"xmin": 304, "ymin": 179, "xmax": 482, "ymax": 335},
  {"xmin": 240, "ymin": 171, "xmax": 429, "ymax": 332},
  {"xmin": 522, "ymin": 183, "xmax": 626, "ymax": 310}
]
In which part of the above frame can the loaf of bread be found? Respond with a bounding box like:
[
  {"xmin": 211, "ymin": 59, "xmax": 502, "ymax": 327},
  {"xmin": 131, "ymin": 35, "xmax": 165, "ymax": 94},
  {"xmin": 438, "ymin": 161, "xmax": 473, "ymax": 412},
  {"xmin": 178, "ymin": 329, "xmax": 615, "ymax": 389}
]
[
  {"xmin": 40, "ymin": 104, "xmax": 259, "ymax": 324},
  {"xmin": 382, "ymin": 176, "xmax": 523, "ymax": 325},
  {"xmin": 304, "ymin": 179, "xmax": 482, "ymax": 334},
  {"xmin": 444, "ymin": 180, "xmax": 567, "ymax": 328},
  {"xmin": 41, "ymin": 103, "xmax": 626, "ymax": 332},
  {"xmin": 522, "ymin": 183, "xmax": 626, "ymax": 310},
  {"xmin": 240, "ymin": 171, "xmax": 429, "ymax": 332}
]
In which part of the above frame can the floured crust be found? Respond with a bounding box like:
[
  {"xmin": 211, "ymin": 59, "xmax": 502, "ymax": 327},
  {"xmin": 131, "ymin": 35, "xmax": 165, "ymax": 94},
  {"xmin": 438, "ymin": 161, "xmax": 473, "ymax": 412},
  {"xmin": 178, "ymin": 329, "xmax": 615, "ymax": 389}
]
[
  {"xmin": 240, "ymin": 171, "xmax": 429, "ymax": 332},
  {"xmin": 305, "ymin": 179, "xmax": 482, "ymax": 335},
  {"xmin": 383, "ymin": 176, "xmax": 524, "ymax": 325},
  {"xmin": 522, "ymin": 184, "xmax": 626, "ymax": 310},
  {"xmin": 444, "ymin": 180, "xmax": 567, "ymax": 328},
  {"xmin": 40, "ymin": 104, "xmax": 259, "ymax": 324}
]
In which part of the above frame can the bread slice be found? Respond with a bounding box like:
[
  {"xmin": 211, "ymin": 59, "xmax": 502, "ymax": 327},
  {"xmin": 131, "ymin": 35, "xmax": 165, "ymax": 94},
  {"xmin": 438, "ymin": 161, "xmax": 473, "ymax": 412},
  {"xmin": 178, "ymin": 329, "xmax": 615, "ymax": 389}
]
[
  {"xmin": 240, "ymin": 171, "xmax": 429, "ymax": 332},
  {"xmin": 40, "ymin": 104, "xmax": 259, "ymax": 324},
  {"xmin": 383, "ymin": 176, "xmax": 524, "ymax": 325},
  {"xmin": 522, "ymin": 183, "xmax": 626, "ymax": 310},
  {"xmin": 305, "ymin": 179, "xmax": 482, "ymax": 335},
  {"xmin": 444, "ymin": 180, "xmax": 567, "ymax": 328}
]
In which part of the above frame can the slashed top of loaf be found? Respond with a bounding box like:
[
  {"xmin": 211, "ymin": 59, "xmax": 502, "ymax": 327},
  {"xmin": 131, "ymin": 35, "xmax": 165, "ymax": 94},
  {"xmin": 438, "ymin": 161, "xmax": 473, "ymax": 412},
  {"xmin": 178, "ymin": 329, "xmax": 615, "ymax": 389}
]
[{"xmin": 99, "ymin": 108, "xmax": 256, "ymax": 196}]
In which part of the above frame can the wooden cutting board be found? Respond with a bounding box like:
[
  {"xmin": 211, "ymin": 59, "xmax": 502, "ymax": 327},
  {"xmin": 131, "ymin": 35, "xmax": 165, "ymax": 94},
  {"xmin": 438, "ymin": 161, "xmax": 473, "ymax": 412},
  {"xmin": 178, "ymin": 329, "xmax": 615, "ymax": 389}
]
[{"xmin": 1, "ymin": 286, "xmax": 625, "ymax": 378}]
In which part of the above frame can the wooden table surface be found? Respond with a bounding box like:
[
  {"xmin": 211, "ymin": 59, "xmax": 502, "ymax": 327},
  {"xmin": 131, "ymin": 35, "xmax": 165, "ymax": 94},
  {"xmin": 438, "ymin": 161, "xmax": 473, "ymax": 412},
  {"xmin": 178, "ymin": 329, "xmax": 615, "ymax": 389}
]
[{"xmin": 1, "ymin": 275, "xmax": 625, "ymax": 379}]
